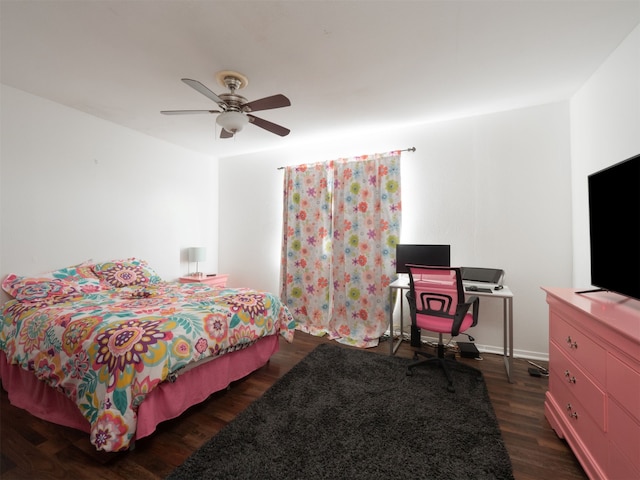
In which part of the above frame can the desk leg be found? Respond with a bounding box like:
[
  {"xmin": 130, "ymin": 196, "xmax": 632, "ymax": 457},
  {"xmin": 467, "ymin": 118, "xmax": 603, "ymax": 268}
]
[
  {"xmin": 398, "ymin": 295, "xmax": 404, "ymax": 352},
  {"xmin": 389, "ymin": 288, "xmax": 395, "ymax": 355},
  {"xmin": 389, "ymin": 287, "xmax": 394, "ymax": 355},
  {"xmin": 389, "ymin": 287, "xmax": 403, "ymax": 356},
  {"xmin": 503, "ymin": 297, "xmax": 514, "ymax": 383}
]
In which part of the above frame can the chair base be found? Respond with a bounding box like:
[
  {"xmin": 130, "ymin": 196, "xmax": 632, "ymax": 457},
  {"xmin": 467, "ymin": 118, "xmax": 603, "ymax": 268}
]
[
  {"xmin": 406, "ymin": 343, "xmax": 458, "ymax": 392},
  {"xmin": 407, "ymin": 352, "xmax": 456, "ymax": 393}
]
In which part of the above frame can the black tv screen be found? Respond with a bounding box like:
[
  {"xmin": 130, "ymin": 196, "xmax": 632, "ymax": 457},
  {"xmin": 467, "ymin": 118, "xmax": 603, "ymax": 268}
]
[
  {"xmin": 588, "ymin": 153, "xmax": 640, "ymax": 300},
  {"xmin": 395, "ymin": 244, "xmax": 451, "ymax": 273}
]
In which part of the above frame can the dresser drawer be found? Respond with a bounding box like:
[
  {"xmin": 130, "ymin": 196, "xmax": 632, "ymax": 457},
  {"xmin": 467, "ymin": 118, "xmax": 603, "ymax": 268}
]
[
  {"xmin": 549, "ymin": 311, "xmax": 606, "ymax": 383},
  {"xmin": 549, "ymin": 341, "xmax": 606, "ymax": 431},
  {"xmin": 607, "ymin": 353, "xmax": 640, "ymax": 419},
  {"xmin": 608, "ymin": 440, "xmax": 640, "ymax": 480},
  {"xmin": 179, "ymin": 274, "xmax": 228, "ymax": 288},
  {"xmin": 548, "ymin": 372, "xmax": 607, "ymax": 471},
  {"xmin": 608, "ymin": 396, "xmax": 640, "ymax": 474},
  {"xmin": 203, "ymin": 274, "xmax": 228, "ymax": 288}
]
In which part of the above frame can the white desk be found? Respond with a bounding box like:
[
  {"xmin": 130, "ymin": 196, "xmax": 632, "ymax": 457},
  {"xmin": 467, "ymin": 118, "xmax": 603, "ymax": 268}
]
[{"xmin": 388, "ymin": 278, "xmax": 514, "ymax": 382}]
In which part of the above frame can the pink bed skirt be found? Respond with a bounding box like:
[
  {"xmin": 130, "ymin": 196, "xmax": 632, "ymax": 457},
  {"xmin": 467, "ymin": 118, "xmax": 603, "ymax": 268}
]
[{"xmin": 0, "ymin": 334, "xmax": 279, "ymax": 442}]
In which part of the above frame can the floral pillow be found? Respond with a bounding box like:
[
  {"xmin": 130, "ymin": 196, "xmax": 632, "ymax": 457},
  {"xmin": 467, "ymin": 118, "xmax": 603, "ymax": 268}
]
[
  {"xmin": 43, "ymin": 261, "xmax": 104, "ymax": 293},
  {"xmin": 2, "ymin": 261, "xmax": 104, "ymax": 303},
  {"xmin": 2, "ymin": 274, "xmax": 80, "ymax": 304},
  {"xmin": 92, "ymin": 258, "xmax": 162, "ymax": 289}
]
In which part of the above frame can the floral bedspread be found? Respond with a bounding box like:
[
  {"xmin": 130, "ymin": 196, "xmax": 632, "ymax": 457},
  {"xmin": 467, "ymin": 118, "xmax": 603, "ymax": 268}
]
[{"xmin": 0, "ymin": 282, "xmax": 295, "ymax": 451}]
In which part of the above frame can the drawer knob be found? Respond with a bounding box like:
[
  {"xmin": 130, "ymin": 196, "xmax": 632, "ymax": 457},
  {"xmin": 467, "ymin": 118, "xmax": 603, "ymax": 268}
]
[
  {"xmin": 566, "ymin": 403, "xmax": 573, "ymax": 411},
  {"xmin": 569, "ymin": 411, "xmax": 579, "ymax": 420},
  {"xmin": 564, "ymin": 370, "xmax": 577, "ymax": 383},
  {"xmin": 565, "ymin": 336, "xmax": 578, "ymax": 349}
]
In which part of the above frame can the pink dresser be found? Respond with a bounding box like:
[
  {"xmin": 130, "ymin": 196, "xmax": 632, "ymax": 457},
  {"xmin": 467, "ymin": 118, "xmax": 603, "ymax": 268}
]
[{"xmin": 542, "ymin": 287, "xmax": 640, "ymax": 480}]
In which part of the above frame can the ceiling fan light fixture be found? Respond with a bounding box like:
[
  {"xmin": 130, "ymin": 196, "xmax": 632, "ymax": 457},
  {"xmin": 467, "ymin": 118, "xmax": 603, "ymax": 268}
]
[
  {"xmin": 163, "ymin": 75, "xmax": 290, "ymax": 138},
  {"xmin": 216, "ymin": 111, "xmax": 249, "ymax": 134}
]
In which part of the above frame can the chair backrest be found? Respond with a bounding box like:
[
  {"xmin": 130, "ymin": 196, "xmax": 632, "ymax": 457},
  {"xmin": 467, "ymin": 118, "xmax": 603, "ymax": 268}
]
[{"xmin": 406, "ymin": 264, "xmax": 464, "ymax": 320}]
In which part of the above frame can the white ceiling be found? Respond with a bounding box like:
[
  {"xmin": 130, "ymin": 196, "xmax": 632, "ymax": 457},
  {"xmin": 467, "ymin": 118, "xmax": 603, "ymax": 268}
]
[{"xmin": 2, "ymin": 1, "xmax": 639, "ymax": 159}]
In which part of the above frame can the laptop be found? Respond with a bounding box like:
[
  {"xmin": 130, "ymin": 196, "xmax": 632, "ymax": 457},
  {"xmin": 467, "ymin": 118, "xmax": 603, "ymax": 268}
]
[
  {"xmin": 461, "ymin": 267, "xmax": 504, "ymax": 293},
  {"xmin": 461, "ymin": 267, "xmax": 504, "ymax": 284}
]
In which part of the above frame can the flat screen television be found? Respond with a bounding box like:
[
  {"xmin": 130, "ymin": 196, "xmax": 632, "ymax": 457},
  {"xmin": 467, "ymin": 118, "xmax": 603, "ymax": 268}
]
[
  {"xmin": 395, "ymin": 244, "xmax": 451, "ymax": 273},
  {"xmin": 587, "ymin": 153, "xmax": 640, "ymax": 301}
]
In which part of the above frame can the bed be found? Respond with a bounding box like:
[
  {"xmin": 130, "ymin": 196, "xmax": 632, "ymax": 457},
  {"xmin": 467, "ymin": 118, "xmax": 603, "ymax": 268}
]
[{"xmin": 0, "ymin": 258, "xmax": 295, "ymax": 452}]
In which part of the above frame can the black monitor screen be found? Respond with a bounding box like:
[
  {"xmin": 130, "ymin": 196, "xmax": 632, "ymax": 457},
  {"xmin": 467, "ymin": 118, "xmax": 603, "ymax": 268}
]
[
  {"xmin": 395, "ymin": 244, "xmax": 451, "ymax": 273},
  {"xmin": 588, "ymin": 153, "xmax": 640, "ymax": 300}
]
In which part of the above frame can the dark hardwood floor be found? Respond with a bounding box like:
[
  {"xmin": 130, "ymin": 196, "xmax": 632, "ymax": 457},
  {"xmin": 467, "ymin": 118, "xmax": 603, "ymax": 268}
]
[{"xmin": 0, "ymin": 332, "xmax": 587, "ymax": 480}]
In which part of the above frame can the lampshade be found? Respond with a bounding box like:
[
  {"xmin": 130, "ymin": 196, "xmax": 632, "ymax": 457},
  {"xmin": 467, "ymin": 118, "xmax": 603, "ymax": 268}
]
[
  {"xmin": 216, "ymin": 111, "xmax": 249, "ymax": 134},
  {"xmin": 188, "ymin": 247, "xmax": 206, "ymax": 262}
]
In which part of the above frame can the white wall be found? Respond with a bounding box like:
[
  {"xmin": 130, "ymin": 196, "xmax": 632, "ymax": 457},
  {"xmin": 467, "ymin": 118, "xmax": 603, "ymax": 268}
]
[
  {"xmin": 219, "ymin": 102, "xmax": 573, "ymax": 359},
  {"xmin": 4, "ymin": 23, "xmax": 636, "ymax": 358},
  {"xmin": 571, "ymin": 24, "xmax": 640, "ymax": 288},
  {"xmin": 0, "ymin": 85, "xmax": 219, "ymax": 303}
]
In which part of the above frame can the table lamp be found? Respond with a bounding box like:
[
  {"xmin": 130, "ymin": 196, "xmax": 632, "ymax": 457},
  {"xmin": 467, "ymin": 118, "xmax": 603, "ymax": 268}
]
[{"xmin": 188, "ymin": 247, "xmax": 206, "ymax": 277}]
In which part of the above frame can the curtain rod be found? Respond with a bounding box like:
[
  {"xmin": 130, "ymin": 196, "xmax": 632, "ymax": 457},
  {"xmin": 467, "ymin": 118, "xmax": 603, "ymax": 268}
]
[{"xmin": 277, "ymin": 147, "xmax": 416, "ymax": 170}]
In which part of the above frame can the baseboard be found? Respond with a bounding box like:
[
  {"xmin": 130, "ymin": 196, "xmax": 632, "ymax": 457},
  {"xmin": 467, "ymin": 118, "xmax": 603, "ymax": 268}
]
[{"xmin": 386, "ymin": 328, "xmax": 550, "ymax": 361}]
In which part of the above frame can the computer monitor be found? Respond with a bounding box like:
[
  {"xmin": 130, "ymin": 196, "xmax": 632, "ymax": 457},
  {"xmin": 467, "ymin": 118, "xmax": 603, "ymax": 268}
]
[{"xmin": 395, "ymin": 244, "xmax": 451, "ymax": 273}]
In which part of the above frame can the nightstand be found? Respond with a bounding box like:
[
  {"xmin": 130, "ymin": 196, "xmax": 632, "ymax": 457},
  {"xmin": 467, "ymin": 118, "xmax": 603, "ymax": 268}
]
[{"xmin": 179, "ymin": 274, "xmax": 228, "ymax": 288}]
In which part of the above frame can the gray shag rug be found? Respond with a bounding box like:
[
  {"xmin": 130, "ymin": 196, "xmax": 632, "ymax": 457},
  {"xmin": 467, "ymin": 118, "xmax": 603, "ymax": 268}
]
[{"xmin": 167, "ymin": 343, "xmax": 514, "ymax": 480}]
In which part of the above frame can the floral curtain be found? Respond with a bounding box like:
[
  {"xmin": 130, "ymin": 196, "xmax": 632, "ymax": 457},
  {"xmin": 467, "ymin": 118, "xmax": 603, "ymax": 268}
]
[{"xmin": 280, "ymin": 152, "xmax": 401, "ymax": 347}]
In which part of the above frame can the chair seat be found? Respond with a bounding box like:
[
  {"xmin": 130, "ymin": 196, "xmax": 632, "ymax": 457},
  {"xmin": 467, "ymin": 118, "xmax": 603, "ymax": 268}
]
[{"xmin": 416, "ymin": 313, "xmax": 474, "ymax": 334}]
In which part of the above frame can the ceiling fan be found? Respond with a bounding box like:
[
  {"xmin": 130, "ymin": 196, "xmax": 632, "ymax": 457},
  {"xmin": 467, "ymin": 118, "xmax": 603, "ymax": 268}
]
[{"xmin": 161, "ymin": 71, "xmax": 291, "ymax": 138}]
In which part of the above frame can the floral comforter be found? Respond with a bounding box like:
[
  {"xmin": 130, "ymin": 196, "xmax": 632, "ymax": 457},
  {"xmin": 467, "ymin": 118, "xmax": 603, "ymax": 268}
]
[{"xmin": 0, "ymin": 282, "xmax": 295, "ymax": 451}]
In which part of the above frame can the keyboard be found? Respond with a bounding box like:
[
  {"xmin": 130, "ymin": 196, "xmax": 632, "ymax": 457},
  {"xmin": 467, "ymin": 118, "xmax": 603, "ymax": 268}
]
[{"xmin": 465, "ymin": 286, "xmax": 493, "ymax": 293}]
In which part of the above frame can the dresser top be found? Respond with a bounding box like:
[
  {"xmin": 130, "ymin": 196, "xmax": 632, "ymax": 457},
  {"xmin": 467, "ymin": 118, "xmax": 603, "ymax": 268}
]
[{"xmin": 542, "ymin": 287, "xmax": 640, "ymax": 344}]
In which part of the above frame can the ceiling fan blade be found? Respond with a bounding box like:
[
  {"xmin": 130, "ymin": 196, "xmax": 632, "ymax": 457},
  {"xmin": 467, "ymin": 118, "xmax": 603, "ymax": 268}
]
[
  {"xmin": 220, "ymin": 128, "xmax": 234, "ymax": 139},
  {"xmin": 160, "ymin": 109, "xmax": 221, "ymax": 115},
  {"xmin": 247, "ymin": 114, "xmax": 290, "ymax": 137},
  {"xmin": 182, "ymin": 78, "xmax": 227, "ymax": 108},
  {"xmin": 242, "ymin": 94, "xmax": 291, "ymax": 112}
]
